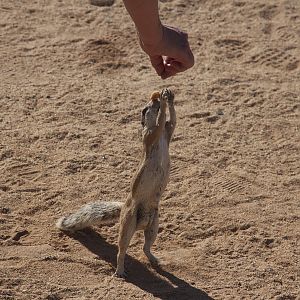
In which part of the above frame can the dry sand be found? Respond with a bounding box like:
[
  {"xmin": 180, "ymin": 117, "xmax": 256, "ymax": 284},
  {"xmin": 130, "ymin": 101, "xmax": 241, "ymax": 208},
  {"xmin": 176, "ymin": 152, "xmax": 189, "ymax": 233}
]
[{"xmin": 0, "ymin": 0, "xmax": 299, "ymax": 299}]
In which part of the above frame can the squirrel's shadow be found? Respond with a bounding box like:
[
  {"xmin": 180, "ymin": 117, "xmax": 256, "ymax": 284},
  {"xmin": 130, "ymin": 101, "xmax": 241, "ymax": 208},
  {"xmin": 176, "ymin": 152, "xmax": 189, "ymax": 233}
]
[{"xmin": 69, "ymin": 228, "xmax": 213, "ymax": 300}]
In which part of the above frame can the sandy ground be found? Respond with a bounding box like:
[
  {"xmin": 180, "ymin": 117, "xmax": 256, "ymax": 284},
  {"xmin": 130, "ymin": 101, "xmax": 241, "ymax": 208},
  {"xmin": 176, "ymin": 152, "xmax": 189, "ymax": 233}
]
[{"xmin": 0, "ymin": 0, "xmax": 299, "ymax": 299}]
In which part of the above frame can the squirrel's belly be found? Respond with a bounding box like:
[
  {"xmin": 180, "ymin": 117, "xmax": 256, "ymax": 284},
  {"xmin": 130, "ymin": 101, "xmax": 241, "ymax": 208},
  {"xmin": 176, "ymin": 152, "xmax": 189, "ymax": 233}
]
[
  {"xmin": 134, "ymin": 162, "xmax": 169, "ymax": 197},
  {"xmin": 133, "ymin": 138, "xmax": 170, "ymax": 198}
]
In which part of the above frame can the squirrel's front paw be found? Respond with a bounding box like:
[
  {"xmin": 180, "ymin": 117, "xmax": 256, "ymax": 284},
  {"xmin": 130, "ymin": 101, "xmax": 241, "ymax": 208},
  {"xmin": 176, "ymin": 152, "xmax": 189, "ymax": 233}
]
[{"xmin": 161, "ymin": 88, "xmax": 174, "ymax": 105}]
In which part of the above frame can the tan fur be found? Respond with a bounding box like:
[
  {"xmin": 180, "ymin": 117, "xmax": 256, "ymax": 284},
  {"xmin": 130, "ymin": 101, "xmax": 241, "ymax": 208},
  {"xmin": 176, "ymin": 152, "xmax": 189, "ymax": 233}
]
[{"xmin": 56, "ymin": 89, "xmax": 176, "ymax": 278}]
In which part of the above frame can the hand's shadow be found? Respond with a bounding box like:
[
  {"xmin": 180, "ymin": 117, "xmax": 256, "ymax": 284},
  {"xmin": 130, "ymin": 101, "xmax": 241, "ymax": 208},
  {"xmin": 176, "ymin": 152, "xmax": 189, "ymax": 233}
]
[{"xmin": 69, "ymin": 228, "xmax": 213, "ymax": 300}]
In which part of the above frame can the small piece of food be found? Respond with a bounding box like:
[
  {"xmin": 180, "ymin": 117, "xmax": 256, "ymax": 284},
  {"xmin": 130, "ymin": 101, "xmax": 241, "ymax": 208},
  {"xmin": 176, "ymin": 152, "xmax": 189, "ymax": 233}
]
[{"xmin": 150, "ymin": 91, "xmax": 160, "ymax": 101}]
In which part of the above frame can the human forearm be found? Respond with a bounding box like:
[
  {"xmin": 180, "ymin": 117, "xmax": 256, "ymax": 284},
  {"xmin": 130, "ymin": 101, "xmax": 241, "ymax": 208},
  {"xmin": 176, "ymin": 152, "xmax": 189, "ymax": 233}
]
[{"xmin": 122, "ymin": 0, "xmax": 163, "ymax": 45}]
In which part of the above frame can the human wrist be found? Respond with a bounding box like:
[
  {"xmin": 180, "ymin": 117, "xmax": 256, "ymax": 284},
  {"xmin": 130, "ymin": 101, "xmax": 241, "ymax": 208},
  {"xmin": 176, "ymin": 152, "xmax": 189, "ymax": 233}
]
[{"xmin": 137, "ymin": 20, "xmax": 164, "ymax": 48}]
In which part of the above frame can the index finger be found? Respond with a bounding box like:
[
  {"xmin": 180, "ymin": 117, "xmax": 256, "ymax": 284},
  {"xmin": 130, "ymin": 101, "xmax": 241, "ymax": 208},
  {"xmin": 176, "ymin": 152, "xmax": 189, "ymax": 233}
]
[{"xmin": 149, "ymin": 55, "xmax": 165, "ymax": 77}]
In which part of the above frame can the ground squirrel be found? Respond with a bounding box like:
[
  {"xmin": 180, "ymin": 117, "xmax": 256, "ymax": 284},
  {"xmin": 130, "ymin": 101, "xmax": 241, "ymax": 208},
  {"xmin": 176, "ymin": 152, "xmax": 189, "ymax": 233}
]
[{"xmin": 56, "ymin": 88, "xmax": 176, "ymax": 278}]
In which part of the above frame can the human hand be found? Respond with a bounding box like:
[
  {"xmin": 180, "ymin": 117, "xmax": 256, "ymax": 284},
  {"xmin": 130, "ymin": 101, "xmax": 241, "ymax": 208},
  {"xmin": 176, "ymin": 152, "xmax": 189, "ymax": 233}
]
[{"xmin": 139, "ymin": 25, "xmax": 194, "ymax": 79}]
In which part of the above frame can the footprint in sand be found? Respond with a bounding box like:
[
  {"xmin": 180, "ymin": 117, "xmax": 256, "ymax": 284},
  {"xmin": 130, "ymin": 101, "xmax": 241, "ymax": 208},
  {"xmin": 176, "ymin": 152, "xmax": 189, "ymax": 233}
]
[
  {"xmin": 80, "ymin": 39, "xmax": 132, "ymax": 72},
  {"xmin": 214, "ymin": 38, "xmax": 252, "ymax": 59},
  {"xmin": 275, "ymin": 26, "xmax": 299, "ymax": 42},
  {"xmin": 247, "ymin": 48, "xmax": 299, "ymax": 71},
  {"xmin": 212, "ymin": 171, "xmax": 261, "ymax": 196}
]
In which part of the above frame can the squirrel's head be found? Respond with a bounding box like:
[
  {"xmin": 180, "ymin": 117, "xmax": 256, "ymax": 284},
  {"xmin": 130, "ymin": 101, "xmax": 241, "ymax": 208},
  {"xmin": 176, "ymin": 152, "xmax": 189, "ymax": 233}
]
[{"xmin": 141, "ymin": 91, "xmax": 161, "ymax": 129}]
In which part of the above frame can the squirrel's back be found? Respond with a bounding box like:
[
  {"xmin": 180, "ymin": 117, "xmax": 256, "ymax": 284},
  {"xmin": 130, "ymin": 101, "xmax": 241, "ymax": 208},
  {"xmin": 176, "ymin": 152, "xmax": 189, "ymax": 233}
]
[{"xmin": 56, "ymin": 201, "xmax": 123, "ymax": 232}]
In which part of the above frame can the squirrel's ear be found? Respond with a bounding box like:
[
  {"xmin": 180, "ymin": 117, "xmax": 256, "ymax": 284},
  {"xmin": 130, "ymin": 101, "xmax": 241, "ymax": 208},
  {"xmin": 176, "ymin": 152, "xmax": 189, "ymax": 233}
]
[{"xmin": 150, "ymin": 91, "xmax": 160, "ymax": 102}]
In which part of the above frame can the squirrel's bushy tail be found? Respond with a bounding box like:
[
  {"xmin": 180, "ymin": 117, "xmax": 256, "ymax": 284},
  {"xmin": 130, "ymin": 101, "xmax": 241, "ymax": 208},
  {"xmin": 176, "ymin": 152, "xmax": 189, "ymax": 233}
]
[{"xmin": 56, "ymin": 201, "xmax": 123, "ymax": 232}]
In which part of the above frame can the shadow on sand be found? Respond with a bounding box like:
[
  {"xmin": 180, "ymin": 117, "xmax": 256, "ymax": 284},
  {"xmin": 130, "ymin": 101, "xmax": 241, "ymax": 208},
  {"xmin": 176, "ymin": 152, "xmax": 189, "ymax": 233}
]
[{"xmin": 68, "ymin": 228, "xmax": 213, "ymax": 300}]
